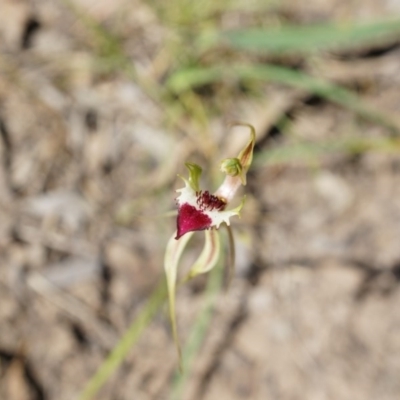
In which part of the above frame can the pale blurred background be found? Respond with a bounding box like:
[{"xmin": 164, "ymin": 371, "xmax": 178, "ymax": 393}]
[{"xmin": 1, "ymin": 1, "xmax": 400, "ymax": 399}]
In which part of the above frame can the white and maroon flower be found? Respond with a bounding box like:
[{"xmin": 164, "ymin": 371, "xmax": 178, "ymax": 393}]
[
  {"xmin": 164, "ymin": 123, "xmax": 256, "ymax": 369},
  {"xmin": 175, "ymin": 163, "xmax": 244, "ymax": 240}
]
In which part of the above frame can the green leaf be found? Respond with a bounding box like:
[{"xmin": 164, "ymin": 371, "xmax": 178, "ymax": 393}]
[
  {"xmin": 254, "ymin": 136, "xmax": 400, "ymax": 166},
  {"xmin": 218, "ymin": 20, "xmax": 400, "ymax": 54},
  {"xmin": 166, "ymin": 63, "xmax": 400, "ymax": 133},
  {"xmin": 167, "ymin": 66, "xmax": 225, "ymax": 94}
]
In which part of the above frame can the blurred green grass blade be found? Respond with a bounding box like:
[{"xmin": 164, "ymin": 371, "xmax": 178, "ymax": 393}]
[
  {"xmin": 217, "ymin": 19, "xmax": 400, "ymax": 54},
  {"xmin": 79, "ymin": 280, "xmax": 167, "ymax": 400},
  {"xmin": 166, "ymin": 67, "xmax": 224, "ymax": 94},
  {"xmin": 254, "ymin": 136, "xmax": 400, "ymax": 166},
  {"xmin": 234, "ymin": 64, "xmax": 399, "ymax": 132},
  {"xmin": 166, "ymin": 63, "xmax": 400, "ymax": 133}
]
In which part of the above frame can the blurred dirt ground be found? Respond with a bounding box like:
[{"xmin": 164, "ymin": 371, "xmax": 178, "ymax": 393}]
[{"xmin": 1, "ymin": 1, "xmax": 400, "ymax": 400}]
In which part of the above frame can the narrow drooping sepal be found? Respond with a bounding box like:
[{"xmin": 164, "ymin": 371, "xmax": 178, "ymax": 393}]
[
  {"xmin": 164, "ymin": 230, "xmax": 194, "ymax": 370},
  {"xmin": 185, "ymin": 228, "xmax": 221, "ymax": 280}
]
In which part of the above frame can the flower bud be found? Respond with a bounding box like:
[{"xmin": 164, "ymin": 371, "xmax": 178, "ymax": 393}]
[{"xmin": 220, "ymin": 158, "xmax": 242, "ymax": 177}]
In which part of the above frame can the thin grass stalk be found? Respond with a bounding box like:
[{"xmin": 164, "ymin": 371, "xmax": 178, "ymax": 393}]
[{"xmin": 78, "ymin": 279, "xmax": 167, "ymax": 400}]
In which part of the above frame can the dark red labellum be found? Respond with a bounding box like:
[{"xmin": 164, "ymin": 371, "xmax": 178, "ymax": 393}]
[{"xmin": 175, "ymin": 203, "xmax": 212, "ymax": 239}]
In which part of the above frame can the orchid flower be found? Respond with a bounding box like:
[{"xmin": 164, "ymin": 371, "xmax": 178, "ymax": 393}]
[{"xmin": 164, "ymin": 123, "xmax": 256, "ymax": 368}]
